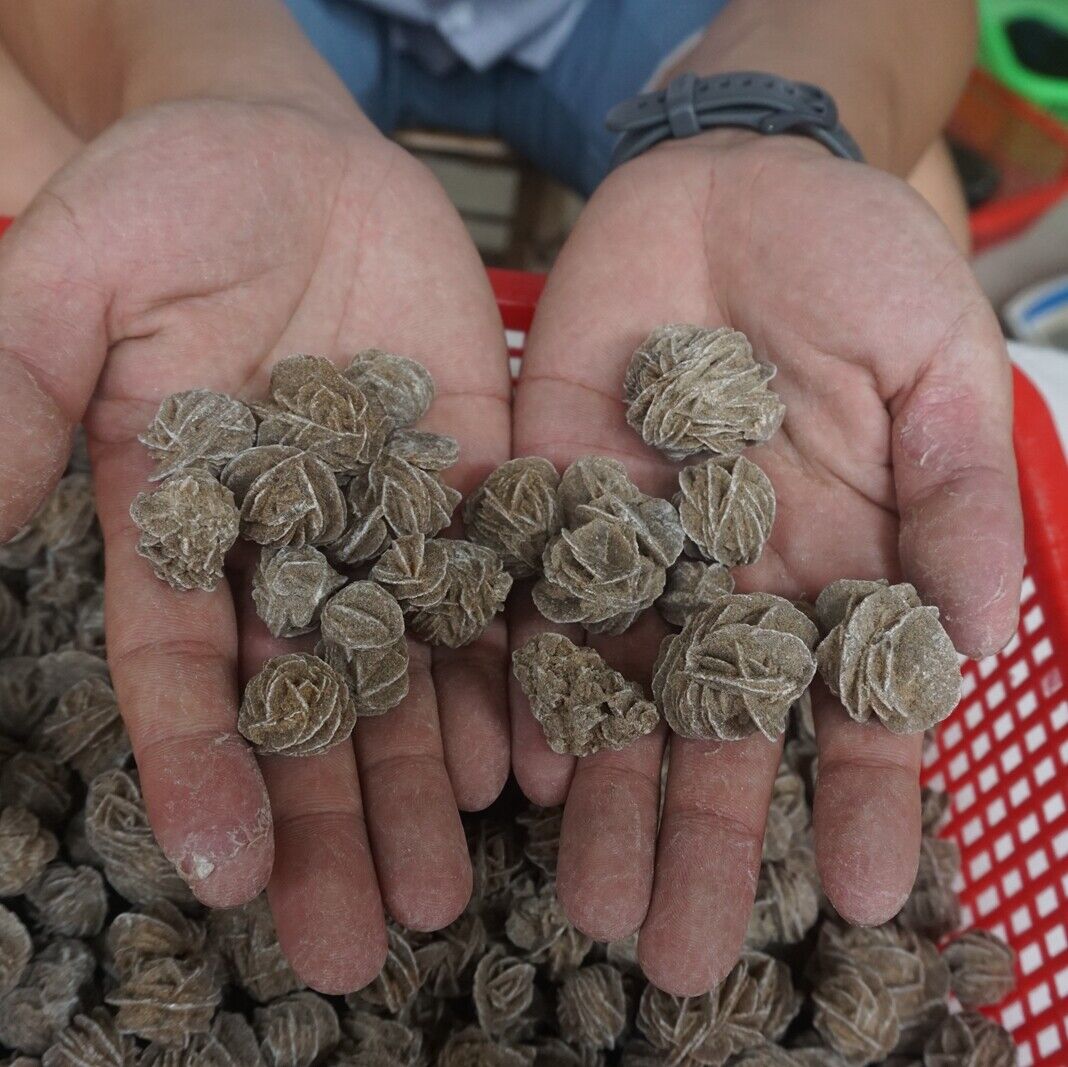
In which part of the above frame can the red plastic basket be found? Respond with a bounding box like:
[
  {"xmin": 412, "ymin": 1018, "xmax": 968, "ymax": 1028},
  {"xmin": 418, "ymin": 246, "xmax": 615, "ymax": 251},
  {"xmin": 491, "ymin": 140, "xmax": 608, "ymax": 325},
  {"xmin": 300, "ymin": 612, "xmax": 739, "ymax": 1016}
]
[{"xmin": 491, "ymin": 267, "xmax": 1068, "ymax": 1065}]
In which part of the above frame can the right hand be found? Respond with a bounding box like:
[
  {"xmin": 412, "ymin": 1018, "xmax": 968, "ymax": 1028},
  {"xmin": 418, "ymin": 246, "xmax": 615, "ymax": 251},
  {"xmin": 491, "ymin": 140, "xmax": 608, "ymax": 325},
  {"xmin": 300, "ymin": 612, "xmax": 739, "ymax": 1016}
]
[{"xmin": 0, "ymin": 99, "xmax": 513, "ymax": 992}]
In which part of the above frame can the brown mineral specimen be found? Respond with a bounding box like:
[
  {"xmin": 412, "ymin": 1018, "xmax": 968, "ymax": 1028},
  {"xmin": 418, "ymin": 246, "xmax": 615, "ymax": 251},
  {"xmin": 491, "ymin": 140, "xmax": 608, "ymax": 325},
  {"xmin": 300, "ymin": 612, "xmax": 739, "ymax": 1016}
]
[
  {"xmin": 0, "ymin": 903, "xmax": 31, "ymax": 996},
  {"xmin": 207, "ymin": 896, "xmax": 303, "ymax": 1004},
  {"xmin": 812, "ymin": 964, "xmax": 899, "ymax": 1066},
  {"xmin": 318, "ymin": 581, "xmax": 409, "ymax": 714},
  {"xmin": 139, "ymin": 390, "xmax": 257, "ymax": 480},
  {"xmin": 41, "ymin": 1007, "xmax": 137, "ymax": 1067},
  {"xmin": 511, "ymin": 633, "xmax": 659, "ymax": 756},
  {"xmin": 251, "ymin": 545, "xmax": 346, "ymax": 638},
  {"xmin": 898, "ymin": 836, "xmax": 962, "ymax": 940},
  {"xmin": 107, "ymin": 955, "xmax": 221, "ymax": 1046},
  {"xmin": 942, "ymin": 930, "xmax": 1016, "ymax": 1008},
  {"xmin": 221, "ymin": 445, "xmax": 346, "ymax": 548},
  {"xmin": 0, "ymin": 753, "xmax": 73, "ymax": 827},
  {"xmin": 656, "ymin": 559, "xmax": 735, "ymax": 627},
  {"xmin": 84, "ymin": 770, "xmax": 194, "ymax": 909},
  {"xmin": 256, "ymin": 355, "xmax": 390, "ymax": 472},
  {"xmin": 238, "ymin": 653, "xmax": 357, "ymax": 757},
  {"xmin": 624, "ymin": 325, "xmax": 785, "ymax": 459},
  {"xmin": 762, "ymin": 763, "xmax": 809, "ymax": 863},
  {"xmin": 344, "ymin": 349, "xmax": 435, "ymax": 429},
  {"xmin": 653, "ymin": 593, "xmax": 818, "ymax": 740},
  {"xmin": 0, "ymin": 474, "xmax": 99, "ymax": 569},
  {"xmin": 556, "ymin": 457, "xmax": 641, "ymax": 528},
  {"xmin": 463, "ymin": 458, "xmax": 562, "ymax": 578},
  {"xmin": 349, "ymin": 451, "xmax": 461, "ymax": 543},
  {"xmin": 676, "ymin": 456, "xmax": 776, "ymax": 567},
  {"xmin": 107, "ymin": 902, "xmax": 207, "ymax": 978},
  {"xmin": 556, "ymin": 964, "xmax": 626, "ymax": 1050},
  {"xmin": 130, "ymin": 472, "xmax": 240, "ymax": 590},
  {"xmin": 414, "ymin": 912, "xmax": 487, "ymax": 998},
  {"xmin": 369, "ymin": 533, "xmax": 449, "ymax": 608},
  {"xmin": 25, "ymin": 864, "xmax": 108, "ymax": 938},
  {"xmin": 354, "ymin": 928, "xmax": 422, "ymax": 1015},
  {"xmin": 34, "ymin": 677, "xmax": 130, "ymax": 785},
  {"xmin": 0, "ymin": 582, "xmax": 22, "ymax": 655},
  {"xmin": 473, "ymin": 946, "xmax": 536, "ymax": 1041},
  {"xmin": 254, "ymin": 991, "xmax": 337, "ymax": 1067},
  {"xmin": 0, "ymin": 806, "xmax": 59, "ymax": 896},
  {"xmin": 815, "ymin": 579, "xmax": 961, "ymax": 734},
  {"xmin": 923, "ymin": 1011, "xmax": 1014, "ymax": 1067},
  {"xmin": 437, "ymin": 1027, "xmax": 534, "ymax": 1067},
  {"xmin": 747, "ymin": 849, "xmax": 820, "ymax": 949},
  {"xmin": 403, "ymin": 540, "xmax": 512, "ymax": 648},
  {"xmin": 505, "ymin": 879, "xmax": 591, "ymax": 981}
]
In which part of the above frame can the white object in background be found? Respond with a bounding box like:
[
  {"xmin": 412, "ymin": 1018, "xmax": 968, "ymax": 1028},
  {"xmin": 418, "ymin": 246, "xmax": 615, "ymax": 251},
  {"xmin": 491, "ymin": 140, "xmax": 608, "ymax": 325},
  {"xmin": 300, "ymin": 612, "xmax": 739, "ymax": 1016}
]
[
  {"xmin": 1009, "ymin": 341, "xmax": 1068, "ymax": 454},
  {"xmin": 1003, "ymin": 274, "xmax": 1068, "ymax": 349}
]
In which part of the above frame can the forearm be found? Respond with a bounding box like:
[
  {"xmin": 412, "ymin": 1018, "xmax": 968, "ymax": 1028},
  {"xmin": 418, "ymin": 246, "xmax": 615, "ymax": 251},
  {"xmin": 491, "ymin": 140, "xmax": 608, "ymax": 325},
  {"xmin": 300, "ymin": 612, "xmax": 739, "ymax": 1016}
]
[
  {"xmin": 0, "ymin": 0, "xmax": 364, "ymax": 138},
  {"xmin": 668, "ymin": 0, "xmax": 976, "ymax": 175}
]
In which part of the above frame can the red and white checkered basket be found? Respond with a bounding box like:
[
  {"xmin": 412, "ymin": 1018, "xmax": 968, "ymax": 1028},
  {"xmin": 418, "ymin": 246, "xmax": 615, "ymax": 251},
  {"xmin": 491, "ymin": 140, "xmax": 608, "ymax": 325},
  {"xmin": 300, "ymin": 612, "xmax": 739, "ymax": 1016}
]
[{"xmin": 491, "ymin": 268, "xmax": 1068, "ymax": 1066}]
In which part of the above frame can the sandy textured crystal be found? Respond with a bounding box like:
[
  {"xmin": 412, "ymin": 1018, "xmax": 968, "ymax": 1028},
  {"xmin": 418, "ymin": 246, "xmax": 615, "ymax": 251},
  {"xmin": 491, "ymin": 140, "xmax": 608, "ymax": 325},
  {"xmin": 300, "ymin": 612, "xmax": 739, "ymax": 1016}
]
[
  {"xmin": 25, "ymin": 863, "xmax": 107, "ymax": 938},
  {"xmin": 0, "ymin": 752, "xmax": 73, "ymax": 827},
  {"xmin": 656, "ymin": 560, "xmax": 735, "ymax": 627},
  {"xmin": 0, "ymin": 806, "xmax": 59, "ymax": 896},
  {"xmin": 812, "ymin": 964, "xmax": 899, "ymax": 1066},
  {"xmin": 139, "ymin": 390, "xmax": 257, "ymax": 480},
  {"xmin": 372, "ymin": 536, "xmax": 511, "ymax": 648},
  {"xmin": 747, "ymin": 848, "xmax": 819, "ymax": 949},
  {"xmin": 942, "ymin": 930, "xmax": 1015, "ymax": 1008},
  {"xmin": 0, "ymin": 473, "xmax": 99, "ymax": 570},
  {"xmin": 354, "ymin": 928, "xmax": 423, "ymax": 1015},
  {"xmin": 84, "ymin": 770, "xmax": 194, "ymax": 909},
  {"xmin": 34, "ymin": 677, "xmax": 131, "ymax": 784},
  {"xmin": 255, "ymin": 991, "xmax": 340, "ymax": 1067},
  {"xmin": 898, "ymin": 836, "xmax": 962, "ymax": 940},
  {"xmin": 208, "ymin": 895, "xmax": 302, "ymax": 1004},
  {"xmin": 438, "ymin": 1026, "xmax": 534, "ymax": 1067},
  {"xmin": 107, "ymin": 954, "xmax": 221, "ymax": 1047},
  {"xmin": 762, "ymin": 763, "xmax": 810, "ymax": 864},
  {"xmin": 653, "ymin": 593, "xmax": 818, "ymax": 740},
  {"xmin": 676, "ymin": 456, "xmax": 776, "ymax": 567},
  {"xmin": 344, "ymin": 349, "xmax": 435, "ymax": 429},
  {"xmin": 257, "ymin": 355, "xmax": 390, "ymax": 472},
  {"xmin": 464, "ymin": 458, "xmax": 562, "ymax": 578},
  {"xmin": 512, "ymin": 633, "xmax": 659, "ymax": 756},
  {"xmin": 0, "ymin": 582, "xmax": 22, "ymax": 655},
  {"xmin": 556, "ymin": 964, "xmax": 626, "ymax": 1050},
  {"xmin": 624, "ymin": 325, "xmax": 785, "ymax": 459},
  {"xmin": 0, "ymin": 938, "xmax": 97, "ymax": 1055},
  {"xmin": 415, "ymin": 912, "xmax": 488, "ymax": 999},
  {"xmin": 318, "ymin": 581, "xmax": 409, "ymax": 715},
  {"xmin": 251, "ymin": 545, "xmax": 347, "ymax": 638},
  {"xmin": 0, "ymin": 903, "xmax": 31, "ymax": 996},
  {"xmin": 505, "ymin": 879, "xmax": 591, "ymax": 981},
  {"xmin": 815, "ymin": 579, "xmax": 961, "ymax": 734},
  {"xmin": 473, "ymin": 946, "xmax": 536, "ymax": 1041},
  {"xmin": 923, "ymin": 1011, "xmax": 1014, "ymax": 1067},
  {"xmin": 221, "ymin": 445, "xmax": 346, "ymax": 548},
  {"xmin": 130, "ymin": 471, "xmax": 240, "ymax": 591},
  {"xmin": 238, "ymin": 653, "xmax": 357, "ymax": 757},
  {"xmin": 107, "ymin": 901, "xmax": 207, "ymax": 979},
  {"xmin": 40, "ymin": 1006, "xmax": 137, "ymax": 1067}
]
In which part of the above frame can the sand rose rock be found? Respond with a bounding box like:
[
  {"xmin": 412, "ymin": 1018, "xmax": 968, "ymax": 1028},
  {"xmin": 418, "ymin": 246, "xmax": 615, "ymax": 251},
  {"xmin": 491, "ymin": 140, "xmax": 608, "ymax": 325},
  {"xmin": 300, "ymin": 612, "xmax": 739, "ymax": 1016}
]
[
  {"xmin": 25, "ymin": 863, "xmax": 108, "ymax": 939},
  {"xmin": 923, "ymin": 1011, "xmax": 1014, "ymax": 1067},
  {"xmin": 656, "ymin": 560, "xmax": 735, "ymax": 627},
  {"xmin": 556, "ymin": 964, "xmax": 626, "ymax": 1051},
  {"xmin": 221, "ymin": 445, "xmax": 346, "ymax": 548},
  {"xmin": 0, "ymin": 806, "xmax": 59, "ymax": 896},
  {"xmin": 256, "ymin": 354, "xmax": 390, "ymax": 472},
  {"xmin": 251, "ymin": 545, "xmax": 347, "ymax": 638},
  {"xmin": 369, "ymin": 532, "xmax": 450, "ymax": 608},
  {"xmin": 41, "ymin": 1007, "xmax": 137, "ymax": 1067},
  {"xmin": 653, "ymin": 593, "xmax": 818, "ymax": 741},
  {"xmin": 942, "ymin": 930, "xmax": 1016, "ymax": 1008},
  {"xmin": 463, "ymin": 458, "xmax": 562, "ymax": 578},
  {"xmin": 812, "ymin": 964, "xmax": 899, "ymax": 1066},
  {"xmin": 624, "ymin": 325, "xmax": 785, "ymax": 459},
  {"xmin": 130, "ymin": 472, "xmax": 240, "ymax": 591},
  {"xmin": 0, "ymin": 903, "xmax": 31, "ymax": 996},
  {"xmin": 343, "ymin": 349, "xmax": 435, "ymax": 429},
  {"xmin": 33, "ymin": 677, "xmax": 131, "ymax": 784},
  {"xmin": 139, "ymin": 390, "xmax": 257, "ymax": 480},
  {"xmin": 676, "ymin": 455, "xmax": 776, "ymax": 567},
  {"xmin": 238, "ymin": 653, "xmax": 357, "ymax": 757},
  {"xmin": 352, "ymin": 928, "xmax": 422, "ymax": 1016},
  {"xmin": 473, "ymin": 946, "xmax": 536, "ymax": 1041},
  {"xmin": 511, "ymin": 633, "xmax": 659, "ymax": 756},
  {"xmin": 815, "ymin": 579, "xmax": 961, "ymax": 735},
  {"xmin": 505, "ymin": 879, "xmax": 591, "ymax": 982},
  {"xmin": 208, "ymin": 896, "xmax": 302, "ymax": 1005}
]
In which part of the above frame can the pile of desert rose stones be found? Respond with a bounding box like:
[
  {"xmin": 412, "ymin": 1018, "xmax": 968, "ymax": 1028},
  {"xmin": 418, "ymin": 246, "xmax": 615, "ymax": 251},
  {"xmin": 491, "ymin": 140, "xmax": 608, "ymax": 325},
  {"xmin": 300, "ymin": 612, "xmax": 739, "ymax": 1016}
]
[{"xmin": 0, "ymin": 327, "xmax": 1017, "ymax": 1064}]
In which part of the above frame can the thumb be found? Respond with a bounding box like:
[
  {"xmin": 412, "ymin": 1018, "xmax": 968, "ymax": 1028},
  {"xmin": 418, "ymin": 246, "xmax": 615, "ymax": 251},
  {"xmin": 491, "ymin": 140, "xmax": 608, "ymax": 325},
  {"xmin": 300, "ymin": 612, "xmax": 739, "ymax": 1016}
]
[
  {"xmin": 892, "ymin": 307, "xmax": 1024, "ymax": 659},
  {"xmin": 0, "ymin": 197, "xmax": 107, "ymax": 539}
]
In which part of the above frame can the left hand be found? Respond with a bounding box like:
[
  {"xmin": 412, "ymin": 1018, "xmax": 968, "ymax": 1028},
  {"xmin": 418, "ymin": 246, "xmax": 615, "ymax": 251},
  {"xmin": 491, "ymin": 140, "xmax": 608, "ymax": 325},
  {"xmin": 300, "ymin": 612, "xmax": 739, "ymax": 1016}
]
[{"xmin": 511, "ymin": 132, "xmax": 1023, "ymax": 994}]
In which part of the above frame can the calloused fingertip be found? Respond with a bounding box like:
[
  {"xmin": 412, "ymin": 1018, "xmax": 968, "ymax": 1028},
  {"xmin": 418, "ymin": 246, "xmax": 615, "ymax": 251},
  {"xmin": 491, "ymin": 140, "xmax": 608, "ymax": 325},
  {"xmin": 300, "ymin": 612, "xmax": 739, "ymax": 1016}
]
[
  {"xmin": 512, "ymin": 749, "xmax": 574, "ymax": 808},
  {"xmin": 284, "ymin": 928, "xmax": 389, "ymax": 997},
  {"xmin": 181, "ymin": 813, "xmax": 274, "ymax": 909},
  {"xmin": 385, "ymin": 862, "xmax": 472, "ymax": 933}
]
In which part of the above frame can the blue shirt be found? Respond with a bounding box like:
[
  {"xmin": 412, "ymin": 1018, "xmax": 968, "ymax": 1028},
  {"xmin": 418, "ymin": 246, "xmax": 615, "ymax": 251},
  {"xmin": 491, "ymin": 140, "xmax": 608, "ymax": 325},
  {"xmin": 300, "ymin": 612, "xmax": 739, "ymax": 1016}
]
[{"xmin": 355, "ymin": 0, "xmax": 591, "ymax": 72}]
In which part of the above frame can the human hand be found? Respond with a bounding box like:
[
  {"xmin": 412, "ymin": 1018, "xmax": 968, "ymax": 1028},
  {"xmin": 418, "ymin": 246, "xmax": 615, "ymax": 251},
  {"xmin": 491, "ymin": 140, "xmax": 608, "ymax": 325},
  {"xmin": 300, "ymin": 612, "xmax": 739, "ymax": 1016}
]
[
  {"xmin": 511, "ymin": 133, "xmax": 1023, "ymax": 994},
  {"xmin": 0, "ymin": 99, "xmax": 512, "ymax": 992}
]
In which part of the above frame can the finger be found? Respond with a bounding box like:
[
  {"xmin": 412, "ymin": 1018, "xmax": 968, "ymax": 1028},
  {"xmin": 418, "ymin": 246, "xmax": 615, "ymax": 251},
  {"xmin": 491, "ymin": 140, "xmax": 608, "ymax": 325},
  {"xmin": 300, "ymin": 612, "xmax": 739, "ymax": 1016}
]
[
  {"xmin": 811, "ymin": 682, "xmax": 923, "ymax": 927},
  {"xmin": 507, "ymin": 589, "xmax": 577, "ymax": 807},
  {"xmin": 892, "ymin": 309, "xmax": 1023, "ymax": 657},
  {"xmin": 0, "ymin": 202, "xmax": 108, "ymax": 538},
  {"xmin": 233, "ymin": 555, "xmax": 388, "ymax": 995},
  {"xmin": 355, "ymin": 639, "xmax": 472, "ymax": 931},
  {"xmin": 637, "ymin": 732, "xmax": 782, "ymax": 996},
  {"xmin": 555, "ymin": 613, "xmax": 667, "ymax": 942},
  {"xmin": 91, "ymin": 436, "xmax": 272, "ymax": 907}
]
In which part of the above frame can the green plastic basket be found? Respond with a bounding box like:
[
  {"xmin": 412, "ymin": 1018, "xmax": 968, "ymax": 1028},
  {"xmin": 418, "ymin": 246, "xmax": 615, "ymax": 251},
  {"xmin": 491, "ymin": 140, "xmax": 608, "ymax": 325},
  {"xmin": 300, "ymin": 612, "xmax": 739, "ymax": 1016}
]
[{"xmin": 980, "ymin": 0, "xmax": 1068, "ymax": 120}]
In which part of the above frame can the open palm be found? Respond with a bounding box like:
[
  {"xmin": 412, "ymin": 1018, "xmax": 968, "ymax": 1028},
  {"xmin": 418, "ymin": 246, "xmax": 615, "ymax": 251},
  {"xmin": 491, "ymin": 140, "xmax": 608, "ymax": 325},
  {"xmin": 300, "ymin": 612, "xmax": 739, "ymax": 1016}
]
[
  {"xmin": 513, "ymin": 134, "xmax": 1023, "ymax": 994},
  {"xmin": 0, "ymin": 99, "xmax": 513, "ymax": 993}
]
